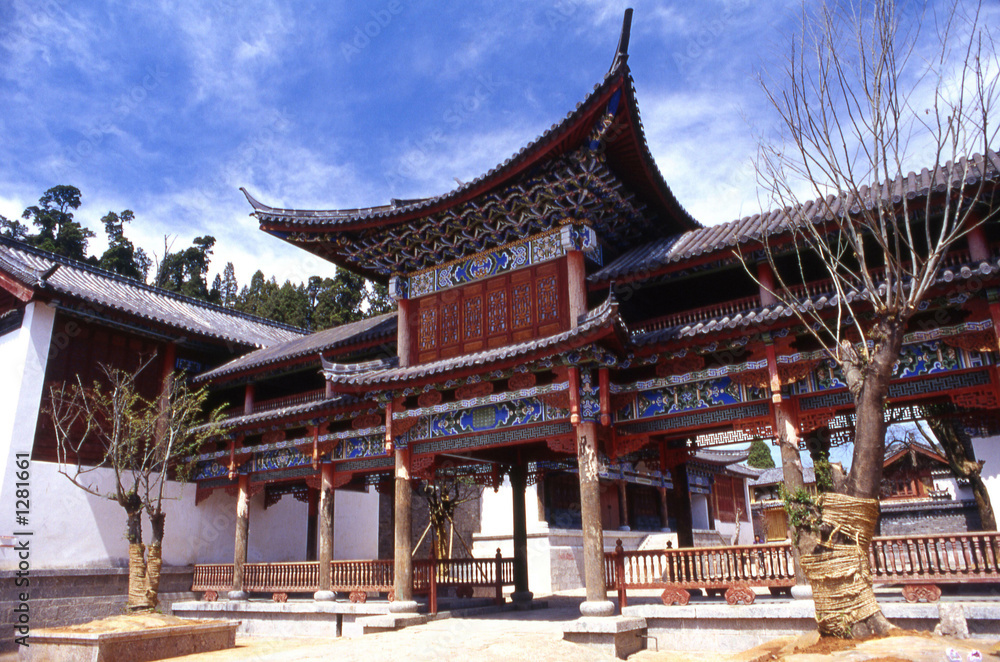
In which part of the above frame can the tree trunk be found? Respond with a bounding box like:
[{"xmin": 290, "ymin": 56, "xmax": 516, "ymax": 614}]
[
  {"xmin": 146, "ymin": 511, "xmax": 165, "ymax": 609},
  {"xmin": 124, "ymin": 497, "xmax": 153, "ymax": 612},
  {"xmin": 794, "ymin": 324, "xmax": 904, "ymax": 637}
]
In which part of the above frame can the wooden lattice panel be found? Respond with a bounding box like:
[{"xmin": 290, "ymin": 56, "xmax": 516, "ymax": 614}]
[{"xmin": 412, "ymin": 258, "xmax": 568, "ymax": 364}]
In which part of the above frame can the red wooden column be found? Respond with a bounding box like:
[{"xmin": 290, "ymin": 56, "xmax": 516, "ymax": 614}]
[
  {"xmin": 390, "ymin": 275, "xmax": 413, "ymax": 367},
  {"xmin": 764, "ymin": 336, "xmax": 808, "ymax": 585},
  {"xmin": 229, "ymin": 474, "xmax": 251, "ymax": 600},
  {"xmin": 566, "ymin": 245, "xmax": 587, "ymax": 327},
  {"xmin": 243, "ymin": 383, "xmax": 255, "ymax": 416},
  {"xmin": 314, "ymin": 462, "xmax": 336, "ymax": 601}
]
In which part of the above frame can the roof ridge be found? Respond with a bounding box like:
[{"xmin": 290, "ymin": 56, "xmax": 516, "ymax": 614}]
[{"xmin": 0, "ymin": 235, "xmax": 307, "ymax": 335}]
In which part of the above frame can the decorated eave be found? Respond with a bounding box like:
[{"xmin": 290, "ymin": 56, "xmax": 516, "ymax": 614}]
[
  {"xmin": 688, "ymin": 449, "xmax": 757, "ymax": 478},
  {"xmin": 591, "ymin": 149, "xmax": 1000, "ymax": 288},
  {"xmin": 321, "ymin": 296, "xmax": 628, "ymax": 391},
  {"xmin": 628, "ymin": 252, "xmax": 1000, "ymax": 350},
  {"xmin": 883, "ymin": 439, "xmax": 948, "ymax": 467},
  {"xmin": 242, "ymin": 10, "xmax": 700, "ymax": 282},
  {"xmin": 0, "ymin": 237, "xmax": 303, "ymax": 349},
  {"xmin": 205, "ymin": 393, "xmax": 362, "ymax": 438},
  {"xmin": 194, "ymin": 311, "xmax": 397, "ymax": 386}
]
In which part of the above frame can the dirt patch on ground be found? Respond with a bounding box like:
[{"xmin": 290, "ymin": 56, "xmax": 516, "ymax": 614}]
[{"xmin": 43, "ymin": 612, "xmax": 217, "ymax": 634}]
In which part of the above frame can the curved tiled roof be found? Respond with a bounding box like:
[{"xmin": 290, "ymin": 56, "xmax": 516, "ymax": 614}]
[
  {"xmin": 195, "ymin": 311, "xmax": 397, "ymax": 383},
  {"xmin": 592, "ymin": 149, "xmax": 1000, "ymax": 285},
  {"xmin": 0, "ymin": 237, "xmax": 303, "ymax": 348},
  {"xmin": 246, "ymin": 67, "xmax": 700, "ymax": 236},
  {"xmin": 243, "ymin": 14, "xmax": 701, "ymax": 281}
]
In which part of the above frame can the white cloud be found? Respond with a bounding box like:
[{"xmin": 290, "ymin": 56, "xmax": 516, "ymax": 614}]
[{"xmin": 642, "ymin": 90, "xmax": 764, "ymax": 226}]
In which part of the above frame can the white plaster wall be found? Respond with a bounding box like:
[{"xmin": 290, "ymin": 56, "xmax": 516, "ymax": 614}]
[
  {"xmin": 0, "ymin": 302, "xmax": 55, "ymax": 541},
  {"xmin": 0, "ymin": 460, "xmax": 242, "ymax": 569},
  {"xmin": 714, "ymin": 520, "xmax": 754, "ymax": 545},
  {"xmin": 333, "ymin": 488, "xmax": 379, "ymax": 560},
  {"xmin": 0, "ymin": 460, "xmax": 379, "ymax": 569},
  {"xmin": 478, "ymin": 477, "xmax": 546, "ymax": 536},
  {"xmin": 247, "ymin": 491, "xmax": 307, "ymax": 563},
  {"xmin": 932, "ymin": 475, "xmax": 973, "ymax": 500},
  {"xmin": 691, "ymin": 494, "xmax": 710, "ymax": 530},
  {"xmin": 972, "ymin": 434, "xmax": 1000, "ymax": 516}
]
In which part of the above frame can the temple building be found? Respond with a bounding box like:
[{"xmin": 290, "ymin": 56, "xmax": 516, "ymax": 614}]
[
  {"xmin": 182, "ymin": 10, "xmax": 999, "ymax": 615},
  {"xmin": 3, "ymin": 9, "xmax": 999, "ymax": 628}
]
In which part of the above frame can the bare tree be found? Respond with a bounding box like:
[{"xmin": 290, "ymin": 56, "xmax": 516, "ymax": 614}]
[
  {"xmin": 48, "ymin": 361, "xmax": 221, "ymax": 610},
  {"xmin": 744, "ymin": 0, "xmax": 998, "ymax": 637}
]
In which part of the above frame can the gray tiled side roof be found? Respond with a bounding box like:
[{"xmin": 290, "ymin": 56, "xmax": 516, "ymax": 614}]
[
  {"xmin": 751, "ymin": 466, "xmax": 816, "ymax": 487},
  {"xmin": 592, "ymin": 149, "xmax": 1000, "ymax": 284},
  {"xmin": 0, "ymin": 237, "xmax": 304, "ymax": 348},
  {"xmin": 631, "ymin": 253, "xmax": 1000, "ymax": 345},
  {"xmin": 195, "ymin": 312, "xmax": 397, "ymax": 383}
]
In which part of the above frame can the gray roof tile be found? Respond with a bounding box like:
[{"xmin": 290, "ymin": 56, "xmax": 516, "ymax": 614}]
[
  {"xmin": 195, "ymin": 312, "xmax": 397, "ymax": 383},
  {"xmin": 0, "ymin": 237, "xmax": 303, "ymax": 348}
]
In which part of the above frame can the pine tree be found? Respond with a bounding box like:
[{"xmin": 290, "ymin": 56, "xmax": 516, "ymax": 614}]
[
  {"xmin": 21, "ymin": 185, "xmax": 95, "ymax": 260},
  {"xmin": 747, "ymin": 438, "xmax": 775, "ymax": 469},
  {"xmin": 221, "ymin": 262, "xmax": 238, "ymax": 308},
  {"xmin": 98, "ymin": 210, "xmax": 150, "ymax": 281}
]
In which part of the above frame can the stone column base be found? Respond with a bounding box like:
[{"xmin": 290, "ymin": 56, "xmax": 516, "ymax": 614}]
[
  {"xmin": 388, "ymin": 600, "xmax": 419, "ymax": 614},
  {"xmin": 790, "ymin": 584, "xmax": 813, "ymax": 600},
  {"xmin": 579, "ymin": 600, "xmax": 615, "ymax": 617},
  {"xmin": 226, "ymin": 590, "xmax": 248, "ymax": 601},
  {"xmin": 313, "ymin": 590, "xmax": 336, "ymax": 602},
  {"xmin": 563, "ymin": 616, "xmax": 647, "ymax": 659},
  {"xmin": 511, "ymin": 591, "xmax": 534, "ymax": 609}
]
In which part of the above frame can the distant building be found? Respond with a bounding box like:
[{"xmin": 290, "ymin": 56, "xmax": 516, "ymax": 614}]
[{"xmin": 749, "ymin": 435, "xmax": 982, "ymax": 541}]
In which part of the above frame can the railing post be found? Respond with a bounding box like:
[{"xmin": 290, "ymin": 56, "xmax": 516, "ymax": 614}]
[
  {"xmin": 494, "ymin": 548, "xmax": 503, "ymax": 606},
  {"xmin": 429, "ymin": 543, "xmax": 438, "ymax": 615},
  {"xmin": 615, "ymin": 539, "xmax": 627, "ymax": 611}
]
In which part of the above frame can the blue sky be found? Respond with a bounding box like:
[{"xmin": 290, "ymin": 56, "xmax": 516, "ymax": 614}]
[
  {"xmin": 2, "ymin": 0, "xmax": 994, "ymax": 285},
  {"xmin": 3, "ymin": 0, "xmax": 992, "ymax": 285},
  {"xmin": 0, "ymin": 0, "xmax": 816, "ymax": 283}
]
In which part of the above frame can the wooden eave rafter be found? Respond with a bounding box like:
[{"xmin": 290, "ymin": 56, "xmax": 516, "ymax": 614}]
[
  {"xmin": 214, "ymin": 398, "xmax": 365, "ymax": 439},
  {"xmin": 0, "ymin": 269, "xmax": 35, "ymax": 302}
]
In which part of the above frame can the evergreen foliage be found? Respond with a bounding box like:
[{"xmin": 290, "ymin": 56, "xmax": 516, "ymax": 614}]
[
  {"xmin": 747, "ymin": 437, "xmax": 775, "ymax": 469},
  {"xmin": 19, "ymin": 185, "xmax": 94, "ymax": 260},
  {"xmin": 98, "ymin": 210, "xmax": 151, "ymax": 280},
  {"xmin": 6, "ymin": 184, "xmax": 394, "ymax": 330}
]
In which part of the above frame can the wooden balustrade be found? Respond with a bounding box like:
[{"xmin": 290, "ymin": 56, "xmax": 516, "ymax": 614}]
[
  {"xmin": 606, "ymin": 531, "xmax": 1000, "ymax": 608},
  {"xmin": 870, "ymin": 532, "xmax": 1000, "ymax": 582},
  {"xmin": 219, "ymin": 388, "xmax": 328, "ymax": 420},
  {"xmin": 192, "ymin": 552, "xmax": 514, "ymax": 613}
]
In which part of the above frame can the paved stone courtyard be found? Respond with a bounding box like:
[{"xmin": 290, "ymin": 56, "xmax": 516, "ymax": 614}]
[{"xmin": 4, "ymin": 594, "xmax": 998, "ymax": 661}]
